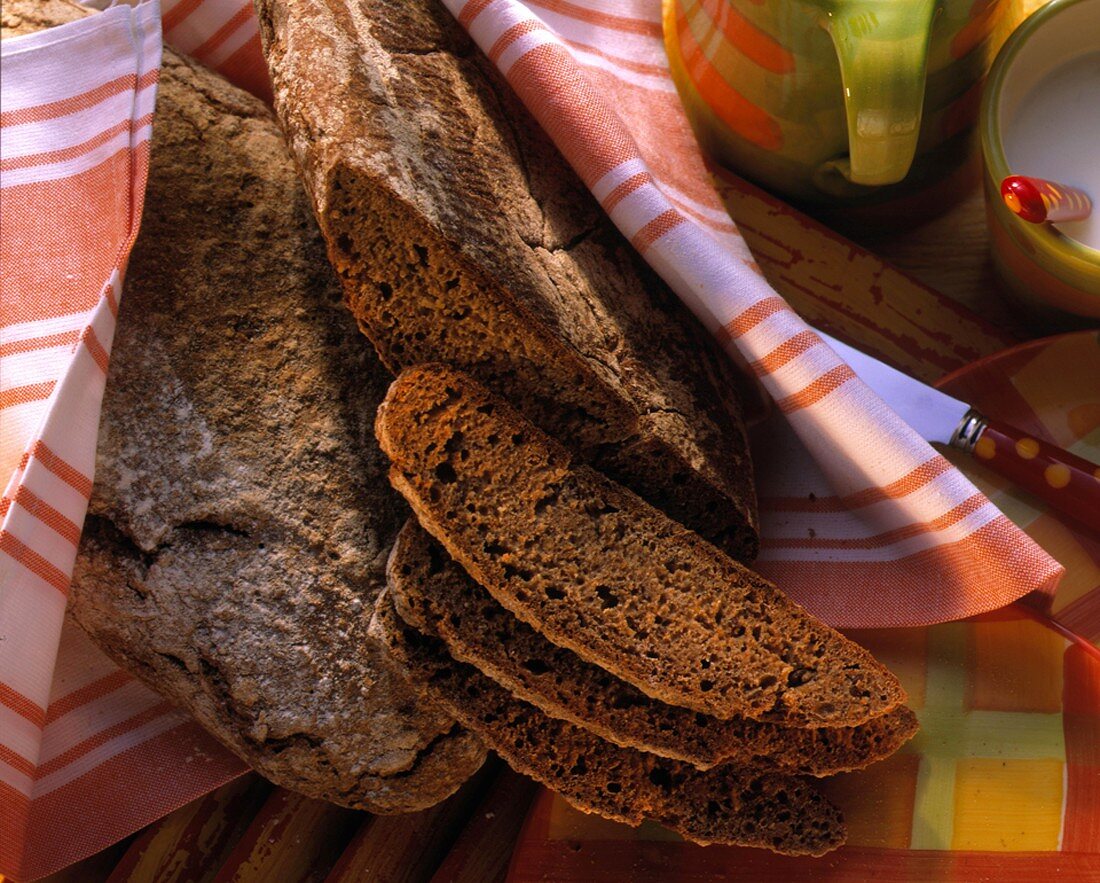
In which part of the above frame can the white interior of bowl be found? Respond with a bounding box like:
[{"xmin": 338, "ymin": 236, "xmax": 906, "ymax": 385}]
[
  {"xmin": 995, "ymin": 0, "xmax": 1100, "ymax": 251},
  {"xmin": 997, "ymin": 1, "xmax": 1099, "ymax": 119}
]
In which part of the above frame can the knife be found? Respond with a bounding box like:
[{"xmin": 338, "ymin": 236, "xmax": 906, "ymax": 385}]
[{"xmin": 819, "ymin": 331, "xmax": 1100, "ymax": 534}]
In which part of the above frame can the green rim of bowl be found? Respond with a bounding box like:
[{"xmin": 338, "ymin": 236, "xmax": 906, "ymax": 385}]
[{"xmin": 980, "ymin": 0, "xmax": 1100, "ymax": 267}]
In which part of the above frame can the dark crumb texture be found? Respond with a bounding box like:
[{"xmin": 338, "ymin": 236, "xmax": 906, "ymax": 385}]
[
  {"xmin": 376, "ymin": 365, "xmax": 907, "ymax": 728},
  {"xmin": 388, "ymin": 520, "xmax": 918, "ymax": 773},
  {"xmin": 372, "ymin": 592, "xmax": 847, "ymax": 856},
  {"xmin": 254, "ymin": 0, "xmax": 760, "ymax": 562},
  {"xmin": 20, "ymin": 0, "xmax": 487, "ymax": 813}
]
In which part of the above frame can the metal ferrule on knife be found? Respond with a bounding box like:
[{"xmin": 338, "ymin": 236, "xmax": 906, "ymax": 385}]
[{"xmin": 948, "ymin": 409, "xmax": 989, "ymax": 454}]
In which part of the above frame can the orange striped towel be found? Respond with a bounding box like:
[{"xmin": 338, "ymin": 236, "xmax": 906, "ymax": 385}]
[
  {"xmin": 0, "ymin": 0, "xmax": 1070, "ymax": 879},
  {"xmin": 443, "ymin": 0, "xmax": 1063, "ymax": 627}
]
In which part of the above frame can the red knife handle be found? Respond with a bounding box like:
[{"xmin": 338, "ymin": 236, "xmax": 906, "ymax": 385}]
[{"xmin": 972, "ymin": 419, "xmax": 1100, "ymax": 533}]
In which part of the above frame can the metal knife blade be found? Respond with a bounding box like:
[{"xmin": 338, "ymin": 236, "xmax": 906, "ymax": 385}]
[{"xmin": 816, "ymin": 330, "xmax": 970, "ymax": 445}]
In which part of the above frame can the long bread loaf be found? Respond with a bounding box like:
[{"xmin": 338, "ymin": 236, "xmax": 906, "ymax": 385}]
[{"xmin": 255, "ymin": 0, "xmax": 760, "ymax": 561}]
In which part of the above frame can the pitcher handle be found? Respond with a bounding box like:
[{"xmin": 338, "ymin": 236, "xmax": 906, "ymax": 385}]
[{"xmin": 825, "ymin": 0, "xmax": 938, "ymax": 186}]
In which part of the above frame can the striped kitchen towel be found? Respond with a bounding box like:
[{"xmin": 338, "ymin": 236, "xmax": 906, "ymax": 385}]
[{"xmin": 1, "ymin": 2, "xmax": 259, "ymax": 878}]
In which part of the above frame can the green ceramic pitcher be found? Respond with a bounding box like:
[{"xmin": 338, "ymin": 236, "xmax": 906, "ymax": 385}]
[{"xmin": 665, "ymin": 0, "xmax": 1002, "ymax": 201}]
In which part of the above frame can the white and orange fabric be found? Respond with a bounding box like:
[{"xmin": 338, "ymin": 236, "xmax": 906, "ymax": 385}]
[
  {"xmin": 0, "ymin": 0, "xmax": 1071, "ymax": 879},
  {"xmin": 442, "ymin": 0, "xmax": 1062, "ymax": 626},
  {"xmin": 1, "ymin": 3, "xmax": 250, "ymax": 879}
]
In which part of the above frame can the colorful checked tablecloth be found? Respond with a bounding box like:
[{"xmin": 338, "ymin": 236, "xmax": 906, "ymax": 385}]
[{"xmin": 0, "ymin": 0, "xmax": 1095, "ymax": 879}]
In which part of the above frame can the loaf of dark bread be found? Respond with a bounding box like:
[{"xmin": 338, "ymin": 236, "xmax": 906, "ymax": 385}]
[
  {"xmin": 372, "ymin": 591, "xmax": 847, "ymax": 856},
  {"xmin": 389, "ymin": 520, "xmax": 918, "ymax": 773},
  {"xmin": 375, "ymin": 365, "xmax": 906, "ymax": 727},
  {"xmin": 254, "ymin": 0, "xmax": 760, "ymax": 562},
  {"xmin": 51, "ymin": 18, "xmax": 485, "ymax": 812}
]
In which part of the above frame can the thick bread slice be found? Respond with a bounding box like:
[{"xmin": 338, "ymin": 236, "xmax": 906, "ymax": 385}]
[
  {"xmin": 255, "ymin": 0, "xmax": 760, "ymax": 562},
  {"xmin": 389, "ymin": 521, "xmax": 919, "ymax": 773},
  {"xmin": 376, "ymin": 365, "xmax": 906, "ymax": 727},
  {"xmin": 34, "ymin": 13, "xmax": 486, "ymax": 813},
  {"xmin": 372, "ymin": 592, "xmax": 846, "ymax": 856}
]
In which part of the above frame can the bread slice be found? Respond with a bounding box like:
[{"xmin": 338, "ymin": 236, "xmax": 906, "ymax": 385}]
[
  {"xmin": 254, "ymin": 0, "xmax": 760, "ymax": 562},
  {"xmin": 376, "ymin": 365, "xmax": 906, "ymax": 727},
  {"xmin": 372, "ymin": 591, "xmax": 846, "ymax": 856},
  {"xmin": 49, "ymin": 17, "xmax": 485, "ymax": 813},
  {"xmin": 389, "ymin": 520, "xmax": 918, "ymax": 773}
]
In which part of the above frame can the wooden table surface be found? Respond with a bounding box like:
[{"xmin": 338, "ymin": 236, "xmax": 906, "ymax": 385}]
[{"xmin": 30, "ymin": 2, "xmax": 1093, "ymax": 882}]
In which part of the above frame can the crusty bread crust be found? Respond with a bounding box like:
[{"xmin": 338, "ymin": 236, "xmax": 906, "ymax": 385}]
[
  {"xmin": 53, "ymin": 23, "xmax": 485, "ymax": 811},
  {"xmin": 389, "ymin": 520, "xmax": 918, "ymax": 773},
  {"xmin": 376, "ymin": 365, "xmax": 906, "ymax": 727},
  {"xmin": 254, "ymin": 0, "xmax": 760, "ymax": 561},
  {"xmin": 372, "ymin": 591, "xmax": 847, "ymax": 856}
]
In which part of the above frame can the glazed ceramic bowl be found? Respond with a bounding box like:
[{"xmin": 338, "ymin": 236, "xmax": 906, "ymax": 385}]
[{"xmin": 980, "ymin": 0, "xmax": 1100, "ymax": 319}]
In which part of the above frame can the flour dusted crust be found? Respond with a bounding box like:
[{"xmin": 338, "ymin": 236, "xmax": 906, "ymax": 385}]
[
  {"xmin": 46, "ymin": 18, "xmax": 486, "ymax": 811},
  {"xmin": 254, "ymin": 0, "xmax": 761, "ymax": 562}
]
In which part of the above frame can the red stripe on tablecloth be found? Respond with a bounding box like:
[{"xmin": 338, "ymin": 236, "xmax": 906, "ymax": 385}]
[
  {"xmin": 459, "ymin": 0, "xmax": 498, "ymax": 27},
  {"xmin": 2, "ymin": 154, "xmax": 134, "ymax": 327},
  {"xmin": 563, "ymin": 38, "xmax": 669, "ymax": 77},
  {"xmin": 0, "ymin": 684, "xmax": 46, "ymax": 729},
  {"xmin": 601, "ymin": 171, "xmax": 651, "ymax": 213},
  {"xmin": 0, "ymin": 382, "xmax": 55, "ymax": 411},
  {"xmin": 747, "ymin": 329, "xmax": 822, "ymax": 375},
  {"xmin": 526, "ymin": 0, "xmax": 662, "ymax": 37},
  {"xmin": 761, "ymin": 493, "xmax": 988, "ymax": 551},
  {"xmin": 9, "ymin": 487, "xmax": 81, "ymax": 546},
  {"xmin": 774, "ymin": 364, "xmax": 856, "ymax": 412},
  {"xmin": 760, "ymin": 456, "xmax": 956, "ymax": 513},
  {"xmin": 0, "ymin": 71, "xmax": 156, "ymax": 128},
  {"xmin": 0, "ymin": 744, "xmax": 35, "ymax": 779},
  {"xmin": 79, "ymin": 326, "xmax": 110, "ymax": 375},
  {"xmin": 0, "ymin": 779, "xmax": 31, "ymax": 876},
  {"xmin": 45, "ymin": 670, "xmax": 134, "ymax": 726},
  {"xmin": 14, "ymin": 722, "xmax": 247, "ymax": 882},
  {"xmin": 505, "ymin": 42, "xmax": 641, "ymax": 189},
  {"xmin": 104, "ymin": 282, "xmax": 120, "ymax": 318},
  {"xmin": 189, "ymin": 4, "xmax": 253, "ymax": 63},
  {"xmin": 0, "ymin": 532, "xmax": 71, "ymax": 594},
  {"xmin": 162, "ymin": 0, "xmax": 205, "ymax": 34},
  {"xmin": 630, "ymin": 208, "xmax": 686, "ymax": 253},
  {"xmin": 490, "ymin": 19, "xmax": 546, "ymax": 64},
  {"xmin": 30, "ymin": 442, "xmax": 93, "ymax": 498},
  {"xmin": 0, "ymin": 115, "xmax": 151, "ymax": 173},
  {"xmin": 716, "ymin": 296, "xmax": 786, "ymax": 343},
  {"xmin": 34, "ymin": 702, "xmax": 177, "ymax": 779},
  {"xmin": 211, "ymin": 32, "xmax": 273, "ymax": 104},
  {"xmin": 0, "ymin": 331, "xmax": 81, "ymax": 359},
  {"xmin": 757, "ymin": 516, "xmax": 1062, "ymax": 627}
]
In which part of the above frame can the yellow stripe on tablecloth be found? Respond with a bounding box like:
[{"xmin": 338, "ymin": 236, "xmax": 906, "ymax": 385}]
[
  {"xmin": 908, "ymin": 621, "xmax": 1067, "ymax": 850},
  {"xmin": 908, "ymin": 623, "xmax": 967, "ymax": 850},
  {"xmin": 911, "ymin": 756, "xmax": 958, "ymax": 850},
  {"xmin": 953, "ymin": 758, "xmax": 1065, "ymax": 851}
]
